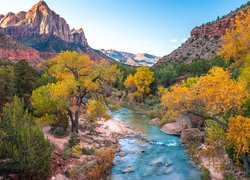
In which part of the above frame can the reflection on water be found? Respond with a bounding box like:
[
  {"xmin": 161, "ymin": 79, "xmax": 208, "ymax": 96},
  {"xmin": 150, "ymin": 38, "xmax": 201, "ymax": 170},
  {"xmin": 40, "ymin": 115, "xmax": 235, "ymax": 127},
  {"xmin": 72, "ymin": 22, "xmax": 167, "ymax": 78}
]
[{"xmin": 111, "ymin": 107, "xmax": 200, "ymax": 180}]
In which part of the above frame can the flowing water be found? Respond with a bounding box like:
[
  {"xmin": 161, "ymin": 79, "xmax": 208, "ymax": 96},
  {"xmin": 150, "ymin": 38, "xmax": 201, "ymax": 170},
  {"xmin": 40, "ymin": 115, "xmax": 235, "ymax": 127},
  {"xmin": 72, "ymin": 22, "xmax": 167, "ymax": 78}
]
[{"xmin": 110, "ymin": 107, "xmax": 200, "ymax": 180}]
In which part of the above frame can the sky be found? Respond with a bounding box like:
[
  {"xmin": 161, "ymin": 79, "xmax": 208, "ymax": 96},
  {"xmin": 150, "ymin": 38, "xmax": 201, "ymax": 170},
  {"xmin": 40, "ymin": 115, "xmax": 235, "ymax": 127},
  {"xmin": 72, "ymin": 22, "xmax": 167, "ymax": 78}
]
[{"xmin": 0, "ymin": 0, "xmax": 248, "ymax": 56}]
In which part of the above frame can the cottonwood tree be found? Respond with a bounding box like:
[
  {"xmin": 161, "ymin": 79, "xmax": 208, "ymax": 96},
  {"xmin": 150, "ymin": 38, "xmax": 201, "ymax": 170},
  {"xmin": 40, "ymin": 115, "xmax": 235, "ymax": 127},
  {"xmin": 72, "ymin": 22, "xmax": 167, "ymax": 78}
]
[
  {"xmin": 124, "ymin": 66, "xmax": 154, "ymax": 102},
  {"xmin": 31, "ymin": 51, "xmax": 119, "ymax": 133},
  {"xmin": 218, "ymin": 9, "xmax": 250, "ymax": 66},
  {"xmin": 161, "ymin": 67, "xmax": 250, "ymax": 170}
]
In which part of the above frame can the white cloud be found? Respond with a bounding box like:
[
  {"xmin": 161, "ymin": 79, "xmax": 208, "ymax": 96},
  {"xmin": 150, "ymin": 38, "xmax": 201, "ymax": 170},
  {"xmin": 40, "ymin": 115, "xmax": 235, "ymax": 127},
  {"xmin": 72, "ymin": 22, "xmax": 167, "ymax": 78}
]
[{"xmin": 170, "ymin": 39, "xmax": 178, "ymax": 43}]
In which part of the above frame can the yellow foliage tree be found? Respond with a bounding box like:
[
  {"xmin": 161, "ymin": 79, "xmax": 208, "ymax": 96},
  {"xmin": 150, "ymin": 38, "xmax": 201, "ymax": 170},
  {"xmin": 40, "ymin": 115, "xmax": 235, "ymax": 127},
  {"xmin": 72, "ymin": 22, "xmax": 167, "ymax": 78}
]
[
  {"xmin": 124, "ymin": 74, "xmax": 136, "ymax": 92},
  {"xmin": 31, "ymin": 51, "xmax": 119, "ymax": 133},
  {"xmin": 227, "ymin": 116, "xmax": 250, "ymax": 169},
  {"xmin": 161, "ymin": 67, "xmax": 248, "ymax": 129},
  {"xmin": 124, "ymin": 67, "xmax": 154, "ymax": 103},
  {"xmin": 134, "ymin": 67, "xmax": 154, "ymax": 94},
  {"xmin": 161, "ymin": 67, "xmax": 250, "ymax": 170},
  {"xmin": 218, "ymin": 9, "xmax": 250, "ymax": 66}
]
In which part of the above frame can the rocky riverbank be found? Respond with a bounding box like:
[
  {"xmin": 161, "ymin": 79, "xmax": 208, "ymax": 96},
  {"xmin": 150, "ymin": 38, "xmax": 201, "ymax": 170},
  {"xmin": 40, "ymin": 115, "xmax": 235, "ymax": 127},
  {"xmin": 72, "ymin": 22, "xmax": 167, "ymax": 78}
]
[
  {"xmin": 158, "ymin": 114, "xmax": 248, "ymax": 180},
  {"xmin": 43, "ymin": 119, "xmax": 139, "ymax": 180}
]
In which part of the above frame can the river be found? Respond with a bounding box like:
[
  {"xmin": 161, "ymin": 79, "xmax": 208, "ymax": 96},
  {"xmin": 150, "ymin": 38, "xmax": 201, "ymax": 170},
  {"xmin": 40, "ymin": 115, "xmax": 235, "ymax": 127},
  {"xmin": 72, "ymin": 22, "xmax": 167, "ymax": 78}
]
[{"xmin": 110, "ymin": 107, "xmax": 200, "ymax": 180}]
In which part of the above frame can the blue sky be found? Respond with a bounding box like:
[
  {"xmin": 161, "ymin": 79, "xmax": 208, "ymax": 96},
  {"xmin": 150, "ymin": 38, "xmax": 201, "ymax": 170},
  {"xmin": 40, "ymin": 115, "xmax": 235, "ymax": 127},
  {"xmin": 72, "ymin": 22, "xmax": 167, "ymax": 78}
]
[{"xmin": 0, "ymin": 0, "xmax": 248, "ymax": 56}]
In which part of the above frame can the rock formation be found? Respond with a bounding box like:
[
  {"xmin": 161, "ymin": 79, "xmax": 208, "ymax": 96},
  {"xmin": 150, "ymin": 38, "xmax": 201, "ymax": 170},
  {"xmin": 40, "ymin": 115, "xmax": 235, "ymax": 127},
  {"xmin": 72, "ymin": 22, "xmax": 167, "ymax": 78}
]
[
  {"xmin": 0, "ymin": 1, "xmax": 88, "ymax": 47},
  {"xmin": 0, "ymin": 1, "xmax": 113, "ymax": 62},
  {"xmin": 0, "ymin": 34, "xmax": 40, "ymax": 61}
]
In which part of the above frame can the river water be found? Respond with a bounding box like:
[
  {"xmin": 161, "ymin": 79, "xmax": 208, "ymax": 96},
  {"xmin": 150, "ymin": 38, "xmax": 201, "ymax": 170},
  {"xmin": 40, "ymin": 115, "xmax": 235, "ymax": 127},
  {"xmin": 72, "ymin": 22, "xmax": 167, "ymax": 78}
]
[{"xmin": 110, "ymin": 107, "xmax": 200, "ymax": 180}]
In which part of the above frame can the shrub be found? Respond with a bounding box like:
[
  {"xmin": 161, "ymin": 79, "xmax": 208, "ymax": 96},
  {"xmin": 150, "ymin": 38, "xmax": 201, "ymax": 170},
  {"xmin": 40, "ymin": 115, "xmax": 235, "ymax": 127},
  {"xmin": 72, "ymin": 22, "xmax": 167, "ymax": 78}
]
[
  {"xmin": 67, "ymin": 133, "xmax": 80, "ymax": 148},
  {"xmin": 86, "ymin": 148, "xmax": 115, "ymax": 180},
  {"xmin": 70, "ymin": 145, "xmax": 82, "ymax": 155},
  {"xmin": 201, "ymin": 166, "xmax": 211, "ymax": 180},
  {"xmin": 82, "ymin": 147, "xmax": 95, "ymax": 155},
  {"xmin": 52, "ymin": 127, "xmax": 68, "ymax": 138},
  {"xmin": 0, "ymin": 97, "xmax": 52, "ymax": 178}
]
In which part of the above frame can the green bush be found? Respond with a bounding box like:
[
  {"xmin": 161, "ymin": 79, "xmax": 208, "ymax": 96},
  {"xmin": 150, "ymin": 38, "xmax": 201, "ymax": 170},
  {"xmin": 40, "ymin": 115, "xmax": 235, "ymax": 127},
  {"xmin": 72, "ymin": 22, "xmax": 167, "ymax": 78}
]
[
  {"xmin": 0, "ymin": 97, "xmax": 52, "ymax": 178},
  {"xmin": 201, "ymin": 166, "xmax": 211, "ymax": 180},
  {"xmin": 67, "ymin": 133, "xmax": 80, "ymax": 148},
  {"xmin": 82, "ymin": 147, "xmax": 95, "ymax": 155},
  {"xmin": 52, "ymin": 127, "xmax": 68, "ymax": 138}
]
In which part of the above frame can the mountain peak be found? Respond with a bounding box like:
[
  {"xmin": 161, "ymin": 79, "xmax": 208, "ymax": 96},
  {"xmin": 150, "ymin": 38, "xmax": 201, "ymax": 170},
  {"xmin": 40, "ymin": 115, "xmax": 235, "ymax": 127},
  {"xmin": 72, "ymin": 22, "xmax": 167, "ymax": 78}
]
[
  {"xmin": 35, "ymin": 1, "xmax": 49, "ymax": 8},
  {"xmin": 30, "ymin": 0, "xmax": 51, "ymax": 14},
  {"xmin": 0, "ymin": 1, "xmax": 88, "ymax": 47}
]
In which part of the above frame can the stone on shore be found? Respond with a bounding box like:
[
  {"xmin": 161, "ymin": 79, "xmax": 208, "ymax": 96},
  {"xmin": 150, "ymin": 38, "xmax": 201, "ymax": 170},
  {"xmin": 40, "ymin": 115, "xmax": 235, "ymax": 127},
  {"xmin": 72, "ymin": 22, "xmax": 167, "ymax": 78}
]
[{"xmin": 150, "ymin": 118, "xmax": 160, "ymax": 125}]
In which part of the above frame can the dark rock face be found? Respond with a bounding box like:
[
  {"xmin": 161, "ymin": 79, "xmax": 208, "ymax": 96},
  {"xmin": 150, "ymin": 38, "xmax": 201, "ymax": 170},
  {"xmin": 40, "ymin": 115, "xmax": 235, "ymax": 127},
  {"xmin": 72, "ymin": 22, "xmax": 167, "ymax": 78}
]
[
  {"xmin": 155, "ymin": 3, "xmax": 249, "ymax": 66},
  {"xmin": 181, "ymin": 128, "xmax": 204, "ymax": 147}
]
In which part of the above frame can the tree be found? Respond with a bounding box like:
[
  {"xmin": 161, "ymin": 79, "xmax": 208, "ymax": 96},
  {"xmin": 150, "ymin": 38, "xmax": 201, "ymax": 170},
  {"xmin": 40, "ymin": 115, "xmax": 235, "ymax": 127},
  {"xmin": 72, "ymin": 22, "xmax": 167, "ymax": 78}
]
[
  {"xmin": 0, "ymin": 66, "xmax": 14, "ymax": 111},
  {"xmin": 0, "ymin": 97, "xmax": 52, "ymax": 178},
  {"xmin": 161, "ymin": 67, "xmax": 248, "ymax": 129},
  {"xmin": 161, "ymin": 67, "xmax": 250, "ymax": 170},
  {"xmin": 124, "ymin": 66, "xmax": 154, "ymax": 95},
  {"xmin": 31, "ymin": 51, "xmax": 119, "ymax": 133},
  {"xmin": 218, "ymin": 9, "xmax": 250, "ymax": 66},
  {"xmin": 30, "ymin": 84, "xmax": 69, "ymax": 130},
  {"xmin": 227, "ymin": 116, "xmax": 250, "ymax": 170},
  {"xmin": 14, "ymin": 60, "xmax": 39, "ymax": 98},
  {"xmin": 124, "ymin": 74, "xmax": 136, "ymax": 92},
  {"xmin": 134, "ymin": 67, "xmax": 154, "ymax": 94},
  {"xmin": 153, "ymin": 63, "xmax": 177, "ymax": 87}
]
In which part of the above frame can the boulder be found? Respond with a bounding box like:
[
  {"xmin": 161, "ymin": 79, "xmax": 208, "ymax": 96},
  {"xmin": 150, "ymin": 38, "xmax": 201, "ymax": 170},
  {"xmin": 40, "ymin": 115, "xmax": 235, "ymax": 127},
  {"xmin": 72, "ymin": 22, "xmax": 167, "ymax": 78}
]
[
  {"xmin": 161, "ymin": 122, "xmax": 182, "ymax": 135},
  {"xmin": 150, "ymin": 118, "xmax": 160, "ymax": 125},
  {"xmin": 181, "ymin": 128, "xmax": 204, "ymax": 146},
  {"xmin": 161, "ymin": 113, "xmax": 204, "ymax": 135}
]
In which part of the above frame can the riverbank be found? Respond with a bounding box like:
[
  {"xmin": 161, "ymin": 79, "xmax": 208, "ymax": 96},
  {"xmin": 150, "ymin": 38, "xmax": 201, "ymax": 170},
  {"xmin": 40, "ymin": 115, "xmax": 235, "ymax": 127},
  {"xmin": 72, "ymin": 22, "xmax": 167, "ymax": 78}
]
[
  {"xmin": 160, "ymin": 121, "xmax": 249, "ymax": 180},
  {"xmin": 43, "ymin": 118, "xmax": 139, "ymax": 179}
]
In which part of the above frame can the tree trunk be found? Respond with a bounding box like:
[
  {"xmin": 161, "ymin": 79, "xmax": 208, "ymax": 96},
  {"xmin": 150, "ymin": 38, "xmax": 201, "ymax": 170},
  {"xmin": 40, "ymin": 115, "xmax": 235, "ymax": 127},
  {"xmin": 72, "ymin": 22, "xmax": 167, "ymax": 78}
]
[
  {"xmin": 68, "ymin": 110, "xmax": 75, "ymax": 132},
  {"xmin": 242, "ymin": 153, "xmax": 250, "ymax": 171},
  {"xmin": 74, "ymin": 110, "xmax": 79, "ymax": 133}
]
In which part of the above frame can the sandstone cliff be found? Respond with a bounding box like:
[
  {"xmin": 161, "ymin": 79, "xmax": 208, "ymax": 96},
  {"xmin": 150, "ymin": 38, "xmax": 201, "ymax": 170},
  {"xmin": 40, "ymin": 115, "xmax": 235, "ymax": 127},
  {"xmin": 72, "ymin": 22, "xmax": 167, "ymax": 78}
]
[
  {"xmin": 0, "ymin": 1, "xmax": 113, "ymax": 62},
  {"xmin": 0, "ymin": 1, "xmax": 88, "ymax": 47}
]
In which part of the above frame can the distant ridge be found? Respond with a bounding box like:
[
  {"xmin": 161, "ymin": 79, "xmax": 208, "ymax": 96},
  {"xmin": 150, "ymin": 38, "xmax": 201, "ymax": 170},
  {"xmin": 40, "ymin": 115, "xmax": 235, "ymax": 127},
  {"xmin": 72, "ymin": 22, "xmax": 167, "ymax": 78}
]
[{"xmin": 100, "ymin": 49, "xmax": 159, "ymax": 67}]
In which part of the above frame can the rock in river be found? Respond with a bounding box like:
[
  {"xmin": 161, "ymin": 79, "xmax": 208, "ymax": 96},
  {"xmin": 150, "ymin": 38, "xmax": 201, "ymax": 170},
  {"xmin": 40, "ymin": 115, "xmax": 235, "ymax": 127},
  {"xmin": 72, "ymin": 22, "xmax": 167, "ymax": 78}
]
[{"xmin": 122, "ymin": 167, "xmax": 134, "ymax": 173}]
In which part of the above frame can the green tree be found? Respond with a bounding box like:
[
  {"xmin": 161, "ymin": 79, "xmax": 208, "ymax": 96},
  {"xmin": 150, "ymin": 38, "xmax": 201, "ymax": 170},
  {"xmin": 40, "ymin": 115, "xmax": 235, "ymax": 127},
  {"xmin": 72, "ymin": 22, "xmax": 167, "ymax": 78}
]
[
  {"xmin": 0, "ymin": 66, "xmax": 14, "ymax": 111},
  {"xmin": 0, "ymin": 97, "xmax": 52, "ymax": 178},
  {"xmin": 13, "ymin": 60, "xmax": 39, "ymax": 106}
]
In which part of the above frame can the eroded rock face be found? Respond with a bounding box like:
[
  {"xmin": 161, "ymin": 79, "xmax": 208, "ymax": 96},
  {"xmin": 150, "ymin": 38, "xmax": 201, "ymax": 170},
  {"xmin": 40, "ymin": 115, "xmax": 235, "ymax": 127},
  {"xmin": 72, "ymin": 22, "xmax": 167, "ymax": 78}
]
[
  {"xmin": 155, "ymin": 3, "xmax": 249, "ymax": 66},
  {"xmin": 0, "ymin": 1, "xmax": 88, "ymax": 47},
  {"xmin": 181, "ymin": 128, "xmax": 204, "ymax": 146}
]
